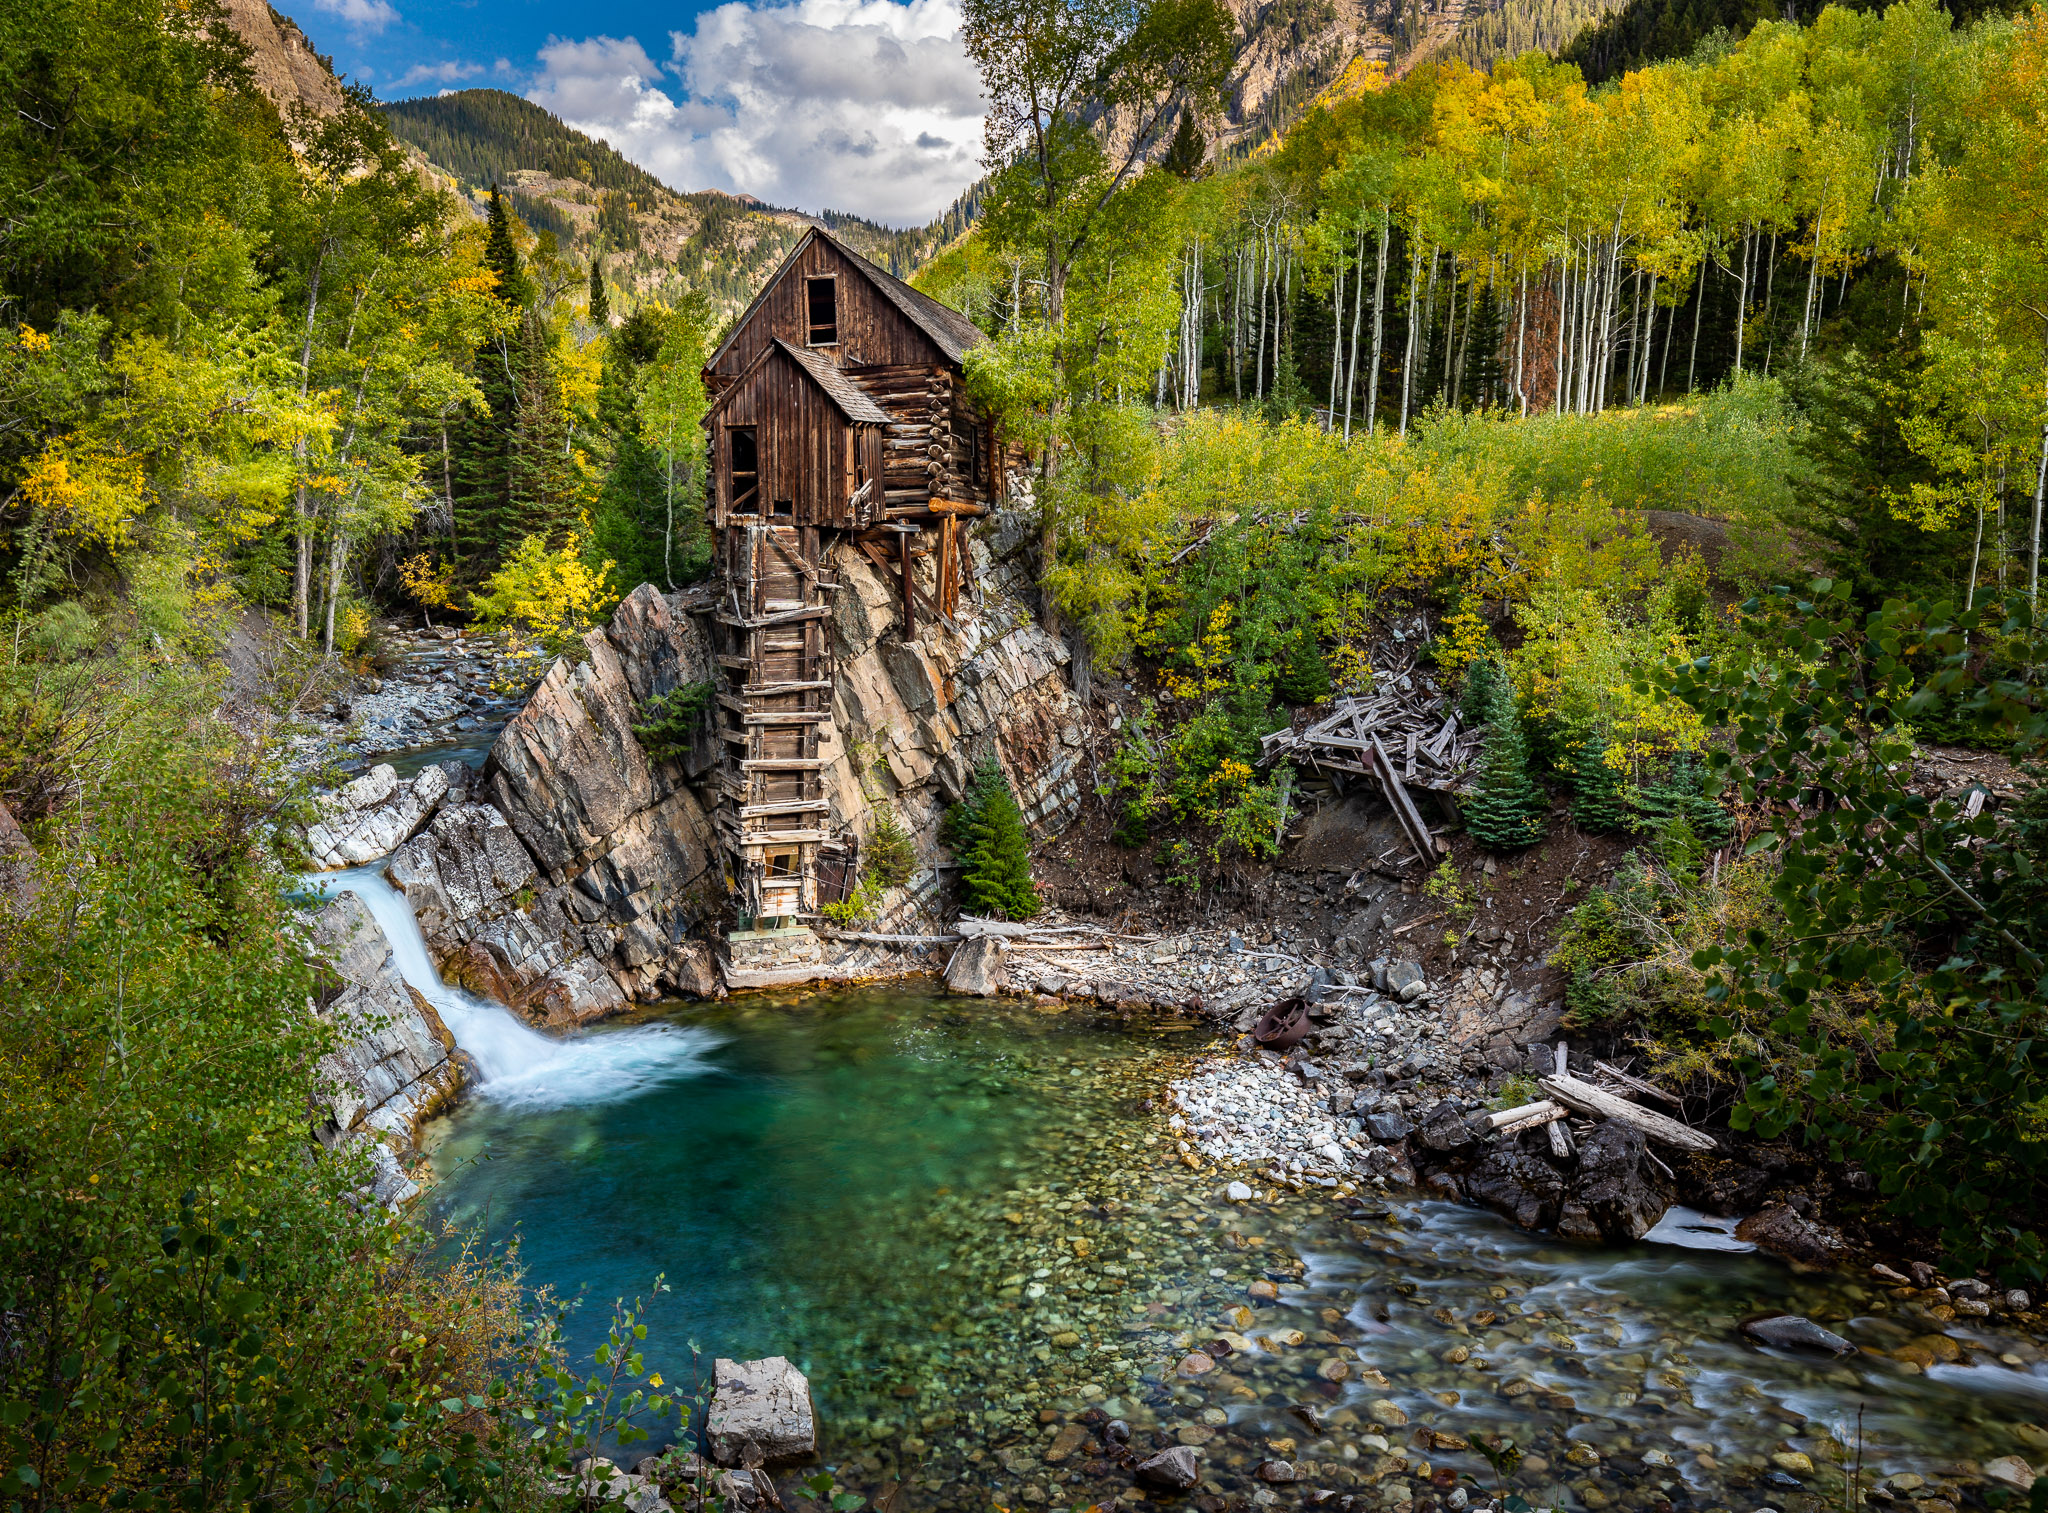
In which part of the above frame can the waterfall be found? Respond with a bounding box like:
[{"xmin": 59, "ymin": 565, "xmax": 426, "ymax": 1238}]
[{"xmin": 300, "ymin": 864, "xmax": 722, "ymax": 1111}]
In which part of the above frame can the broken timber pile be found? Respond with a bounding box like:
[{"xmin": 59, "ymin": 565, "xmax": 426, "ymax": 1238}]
[
  {"xmin": 1497, "ymin": 1044, "xmax": 1716, "ymax": 1155},
  {"xmin": 1260, "ymin": 684, "xmax": 1482, "ymax": 866}
]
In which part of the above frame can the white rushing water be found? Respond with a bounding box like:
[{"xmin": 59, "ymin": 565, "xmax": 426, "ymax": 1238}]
[{"xmin": 301, "ymin": 864, "xmax": 721, "ymax": 1110}]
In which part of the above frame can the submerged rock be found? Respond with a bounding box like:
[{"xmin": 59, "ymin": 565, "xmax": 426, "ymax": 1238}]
[
  {"xmin": 708, "ymin": 1356, "xmax": 816, "ymax": 1466},
  {"xmin": 1741, "ymin": 1315, "xmax": 1856, "ymax": 1354},
  {"xmin": 1134, "ymin": 1446, "xmax": 1202, "ymax": 1491}
]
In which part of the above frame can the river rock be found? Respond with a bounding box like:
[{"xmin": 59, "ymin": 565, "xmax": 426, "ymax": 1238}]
[
  {"xmin": 1367, "ymin": 1111, "xmax": 1413, "ymax": 1142},
  {"xmin": 305, "ymin": 762, "xmax": 448, "ymax": 869},
  {"xmin": 1134, "ymin": 1446, "xmax": 1202, "ymax": 1491},
  {"xmin": 1464, "ymin": 1144, "xmax": 1567, "ymax": 1230},
  {"xmin": 1741, "ymin": 1315, "xmax": 1856, "ymax": 1354},
  {"xmin": 707, "ymin": 1356, "xmax": 816, "ymax": 1466},
  {"xmin": 1985, "ymin": 1457, "xmax": 2037, "ymax": 1490},
  {"xmin": 306, "ymin": 890, "xmax": 459, "ymax": 1149},
  {"xmin": 1737, "ymin": 1203, "xmax": 1849, "ymax": 1266},
  {"xmin": 1415, "ymin": 1099, "xmax": 1481, "ymax": 1152},
  {"xmin": 1556, "ymin": 1122, "xmax": 1673, "ymax": 1242},
  {"xmin": 945, "ymin": 936, "xmax": 1008, "ymax": 996}
]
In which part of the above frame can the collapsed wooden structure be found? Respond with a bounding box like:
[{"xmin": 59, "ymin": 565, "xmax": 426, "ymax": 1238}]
[
  {"xmin": 1260, "ymin": 684, "xmax": 1483, "ymax": 864},
  {"xmin": 700, "ymin": 228, "xmax": 1007, "ymax": 924}
]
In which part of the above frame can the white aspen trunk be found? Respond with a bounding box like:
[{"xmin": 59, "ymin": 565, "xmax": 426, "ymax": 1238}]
[
  {"xmin": 2033, "ymin": 353, "xmax": 2048, "ymax": 613},
  {"xmin": 1515, "ymin": 264, "xmax": 1529, "ymax": 416},
  {"xmin": 1400, "ymin": 242, "xmax": 1421, "ymax": 439},
  {"xmin": 1367, "ymin": 210, "xmax": 1389, "ymax": 434},
  {"xmin": 1638, "ymin": 272, "xmax": 1659, "ymax": 402},
  {"xmin": 1577, "ymin": 240, "xmax": 1597, "ymax": 413},
  {"xmin": 1735, "ymin": 225, "xmax": 1752, "ymax": 376},
  {"xmin": 1688, "ymin": 258, "xmax": 1706, "ymax": 392},
  {"xmin": 1800, "ymin": 216, "xmax": 1820, "ymax": 360},
  {"xmin": 1255, "ymin": 227, "xmax": 1270, "ymax": 400},
  {"xmin": 1555, "ymin": 256, "xmax": 1570, "ymax": 414},
  {"xmin": 321, "ymin": 516, "xmax": 345, "ymax": 657},
  {"xmin": 1329, "ymin": 239, "xmax": 1346, "ymax": 423},
  {"xmin": 1760, "ymin": 229, "xmax": 1779, "ymax": 374},
  {"xmin": 1344, "ymin": 226, "xmax": 1365, "ymax": 438}
]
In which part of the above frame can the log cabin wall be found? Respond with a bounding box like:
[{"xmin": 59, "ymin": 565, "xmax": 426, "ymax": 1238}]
[{"xmin": 709, "ymin": 345, "xmax": 885, "ymax": 530}]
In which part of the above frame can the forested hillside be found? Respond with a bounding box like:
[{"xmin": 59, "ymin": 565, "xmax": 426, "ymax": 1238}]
[{"xmin": 381, "ymin": 89, "xmax": 977, "ymax": 317}]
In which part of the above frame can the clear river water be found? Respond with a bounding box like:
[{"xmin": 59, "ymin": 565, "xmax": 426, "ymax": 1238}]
[
  {"xmin": 302, "ymin": 863, "xmax": 2048, "ymax": 1513},
  {"xmin": 412, "ymin": 982, "xmax": 2048, "ymax": 1513}
]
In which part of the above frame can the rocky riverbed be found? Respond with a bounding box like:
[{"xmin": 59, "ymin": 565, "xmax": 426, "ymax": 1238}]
[{"xmin": 285, "ymin": 622, "xmax": 546, "ymax": 776}]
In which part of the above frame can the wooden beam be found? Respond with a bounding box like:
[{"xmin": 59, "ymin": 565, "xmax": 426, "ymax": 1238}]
[
  {"xmin": 927, "ymin": 497, "xmax": 990, "ymax": 517},
  {"xmin": 716, "ymin": 605, "xmax": 831, "ymax": 629},
  {"xmin": 743, "ymin": 680, "xmax": 832, "ymax": 695},
  {"xmin": 737, "ymin": 830, "xmax": 830, "ymax": 847},
  {"xmin": 739, "ymin": 758, "xmax": 827, "ymax": 771},
  {"xmin": 743, "ymin": 711, "xmax": 832, "ymax": 725},
  {"xmin": 740, "ymin": 800, "xmax": 831, "ymax": 818},
  {"xmin": 1369, "ymin": 732, "xmax": 1438, "ymax": 866}
]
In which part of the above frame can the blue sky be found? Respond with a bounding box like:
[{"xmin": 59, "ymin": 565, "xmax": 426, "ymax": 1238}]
[{"xmin": 304, "ymin": 0, "xmax": 986, "ymax": 223}]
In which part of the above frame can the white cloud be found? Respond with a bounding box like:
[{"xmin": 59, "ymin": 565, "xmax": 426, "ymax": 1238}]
[
  {"xmin": 395, "ymin": 59, "xmax": 486, "ymax": 87},
  {"xmin": 526, "ymin": 0, "xmax": 983, "ymax": 226},
  {"xmin": 310, "ymin": 0, "xmax": 400, "ymax": 35}
]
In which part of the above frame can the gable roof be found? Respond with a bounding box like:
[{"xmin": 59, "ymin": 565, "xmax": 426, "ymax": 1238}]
[
  {"xmin": 704, "ymin": 335, "xmax": 892, "ymax": 426},
  {"xmin": 775, "ymin": 339, "xmax": 890, "ymax": 422},
  {"xmin": 705, "ymin": 226, "xmax": 986, "ymax": 373}
]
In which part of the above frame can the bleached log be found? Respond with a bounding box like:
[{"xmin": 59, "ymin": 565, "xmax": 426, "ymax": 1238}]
[
  {"xmin": 1592, "ymin": 1059, "xmax": 1683, "ymax": 1107},
  {"xmin": 1538, "ymin": 1073, "xmax": 1717, "ymax": 1151},
  {"xmin": 1487, "ymin": 1099, "xmax": 1563, "ymax": 1129}
]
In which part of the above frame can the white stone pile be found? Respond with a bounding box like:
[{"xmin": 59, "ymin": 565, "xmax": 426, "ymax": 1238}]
[{"xmin": 1168, "ymin": 1056, "xmax": 1376, "ymax": 1184}]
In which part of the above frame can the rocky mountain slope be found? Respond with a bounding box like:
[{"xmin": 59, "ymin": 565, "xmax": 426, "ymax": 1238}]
[{"xmin": 379, "ymin": 90, "xmax": 978, "ymax": 319}]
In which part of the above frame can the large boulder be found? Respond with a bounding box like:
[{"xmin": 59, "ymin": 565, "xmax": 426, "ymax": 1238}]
[
  {"xmin": 707, "ymin": 1357, "xmax": 816, "ymax": 1467},
  {"xmin": 1556, "ymin": 1122, "xmax": 1673, "ymax": 1243},
  {"xmin": 386, "ymin": 804, "xmax": 628, "ymax": 1029},
  {"xmin": 305, "ymin": 763, "xmax": 448, "ymax": 869},
  {"xmin": 944, "ymin": 936, "xmax": 1008, "ymax": 996},
  {"xmin": 1465, "ymin": 1144, "xmax": 1568, "ymax": 1231},
  {"xmin": 484, "ymin": 586, "xmax": 723, "ymax": 1008}
]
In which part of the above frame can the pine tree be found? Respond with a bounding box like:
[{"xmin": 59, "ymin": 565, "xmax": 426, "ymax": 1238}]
[
  {"xmin": 1570, "ymin": 725, "xmax": 1629, "ymax": 833},
  {"xmin": 587, "ymin": 257, "xmax": 610, "ymax": 327},
  {"xmin": 1164, "ymin": 109, "xmax": 1208, "ymax": 179},
  {"xmin": 482, "ymin": 184, "xmax": 526, "ymax": 307},
  {"xmin": 951, "ymin": 758, "xmax": 1040, "ymax": 920},
  {"xmin": 1275, "ymin": 630, "xmax": 1332, "ymax": 705},
  {"xmin": 1461, "ymin": 665, "xmax": 1549, "ymax": 851}
]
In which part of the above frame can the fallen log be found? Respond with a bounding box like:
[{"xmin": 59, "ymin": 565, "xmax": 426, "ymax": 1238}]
[
  {"xmin": 813, "ymin": 929, "xmax": 962, "ymax": 945},
  {"xmin": 1538, "ymin": 1073, "xmax": 1716, "ymax": 1151},
  {"xmin": 1592, "ymin": 1059, "xmax": 1683, "ymax": 1107},
  {"xmin": 1487, "ymin": 1099, "xmax": 1562, "ymax": 1129},
  {"xmin": 1498, "ymin": 1105, "xmax": 1569, "ymax": 1138}
]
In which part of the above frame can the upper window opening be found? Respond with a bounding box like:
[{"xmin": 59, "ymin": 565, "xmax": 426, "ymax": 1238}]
[
  {"xmin": 805, "ymin": 277, "xmax": 838, "ymax": 345},
  {"xmin": 730, "ymin": 426, "xmax": 759, "ymax": 514}
]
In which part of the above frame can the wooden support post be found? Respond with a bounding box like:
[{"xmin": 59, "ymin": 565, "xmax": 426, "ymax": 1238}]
[{"xmin": 899, "ymin": 527, "xmax": 918, "ymax": 642}]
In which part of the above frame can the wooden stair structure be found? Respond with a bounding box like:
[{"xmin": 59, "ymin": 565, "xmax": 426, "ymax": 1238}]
[{"xmin": 713, "ymin": 522, "xmax": 840, "ymax": 923}]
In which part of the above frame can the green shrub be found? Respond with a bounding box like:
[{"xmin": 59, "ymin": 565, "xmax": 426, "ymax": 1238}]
[
  {"xmin": 632, "ymin": 681, "xmax": 713, "ymax": 761},
  {"xmin": 863, "ymin": 805, "xmax": 915, "ymax": 889},
  {"xmin": 1274, "ymin": 631, "xmax": 1332, "ymax": 705},
  {"xmin": 1632, "ymin": 751, "xmax": 1733, "ymax": 850}
]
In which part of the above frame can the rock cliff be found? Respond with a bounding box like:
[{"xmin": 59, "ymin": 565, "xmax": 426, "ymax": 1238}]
[
  {"xmin": 302, "ymin": 508, "xmax": 1084, "ymax": 1035},
  {"xmin": 306, "ymin": 891, "xmax": 461, "ymax": 1205}
]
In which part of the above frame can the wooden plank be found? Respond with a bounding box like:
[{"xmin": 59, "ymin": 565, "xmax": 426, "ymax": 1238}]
[
  {"xmin": 737, "ymin": 830, "xmax": 830, "ymax": 847},
  {"xmin": 1538, "ymin": 1074, "xmax": 1717, "ymax": 1151},
  {"xmin": 927, "ymin": 497, "xmax": 990, "ymax": 517},
  {"xmin": 739, "ymin": 759, "xmax": 827, "ymax": 771},
  {"xmin": 743, "ymin": 711, "xmax": 832, "ymax": 726},
  {"xmin": 739, "ymin": 800, "xmax": 831, "ymax": 818},
  {"xmin": 744, "ymin": 680, "xmax": 833, "ymax": 695},
  {"xmin": 1369, "ymin": 732, "xmax": 1437, "ymax": 865},
  {"xmin": 716, "ymin": 606, "xmax": 831, "ymax": 629}
]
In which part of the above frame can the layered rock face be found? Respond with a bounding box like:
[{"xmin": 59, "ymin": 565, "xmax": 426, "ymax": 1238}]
[{"xmin": 306, "ymin": 891, "xmax": 461, "ymax": 1204}]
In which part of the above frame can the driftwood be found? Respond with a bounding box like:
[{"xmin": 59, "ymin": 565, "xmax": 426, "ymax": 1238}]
[
  {"xmin": 1592, "ymin": 1059, "xmax": 1683, "ymax": 1107},
  {"xmin": 813, "ymin": 929, "xmax": 960, "ymax": 945},
  {"xmin": 1260, "ymin": 680, "xmax": 1482, "ymax": 796},
  {"xmin": 1487, "ymin": 1099, "xmax": 1562, "ymax": 1129},
  {"xmin": 1538, "ymin": 1073, "xmax": 1716, "ymax": 1151},
  {"xmin": 1548, "ymin": 1119, "xmax": 1576, "ymax": 1159},
  {"xmin": 953, "ymin": 916, "xmax": 1152, "ymax": 942},
  {"xmin": 1493, "ymin": 1102, "xmax": 1569, "ymax": 1137}
]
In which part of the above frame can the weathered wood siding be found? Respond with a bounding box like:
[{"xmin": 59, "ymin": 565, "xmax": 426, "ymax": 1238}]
[
  {"xmin": 708, "ymin": 236, "xmax": 946, "ymax": 382},
  {"xmin": 710, "ymin": 346, "xmax": 882, "ymax": 530}
]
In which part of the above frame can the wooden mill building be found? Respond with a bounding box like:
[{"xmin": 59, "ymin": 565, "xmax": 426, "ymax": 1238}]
[{"xmin": 699, "ymin": 228, "xmax": 1004, "ymax": 925}]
